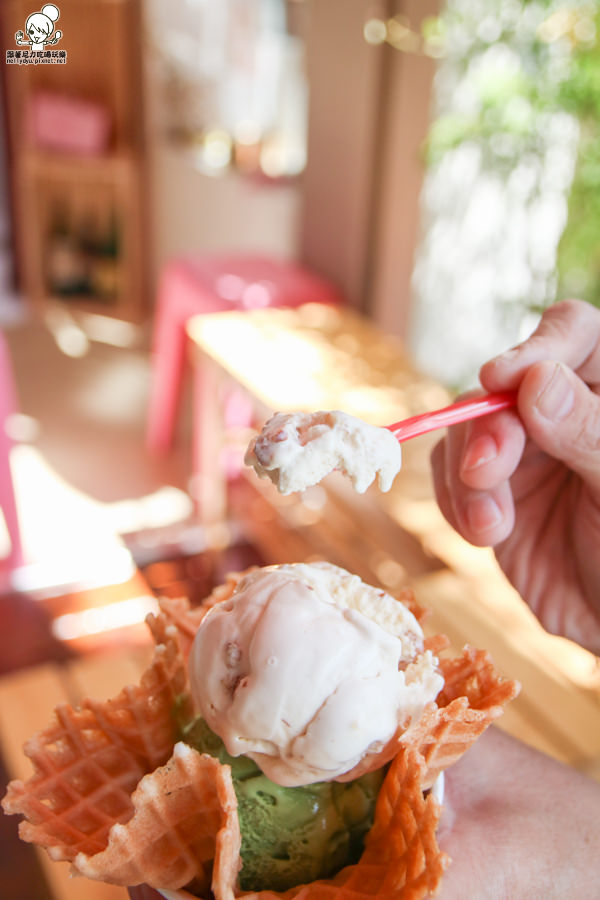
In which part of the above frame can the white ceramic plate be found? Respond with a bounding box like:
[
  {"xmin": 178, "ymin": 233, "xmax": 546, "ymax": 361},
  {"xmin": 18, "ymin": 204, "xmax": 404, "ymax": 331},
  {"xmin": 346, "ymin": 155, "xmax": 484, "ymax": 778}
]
[{"xmin": 158, "ymin": 891, "xmax": 197, "ymax": 900}]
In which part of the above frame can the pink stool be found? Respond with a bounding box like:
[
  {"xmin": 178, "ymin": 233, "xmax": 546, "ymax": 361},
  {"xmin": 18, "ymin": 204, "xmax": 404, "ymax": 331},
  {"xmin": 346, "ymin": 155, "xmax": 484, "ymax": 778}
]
[
  {"xmin": 0, "ymin": 332, "xmax": 23, "ymax": 566},
  {"xmin": 146, "ymin": 255, "xmax": 343, "ymax": 454}
]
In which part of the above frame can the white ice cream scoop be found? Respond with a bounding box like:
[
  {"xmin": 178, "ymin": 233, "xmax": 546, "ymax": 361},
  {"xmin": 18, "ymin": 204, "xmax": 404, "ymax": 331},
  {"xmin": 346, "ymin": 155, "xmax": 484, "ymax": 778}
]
[
  {"xmin": 244, "ymin": 410, "xmax": 402, "ymax": 495},
  {"xmin": 244, "ymin": 393, "xmax": 516, "ymax": 495},
  {"xmin": 188, "ymin": 562, "xmax": 443, "ymax": 787}
]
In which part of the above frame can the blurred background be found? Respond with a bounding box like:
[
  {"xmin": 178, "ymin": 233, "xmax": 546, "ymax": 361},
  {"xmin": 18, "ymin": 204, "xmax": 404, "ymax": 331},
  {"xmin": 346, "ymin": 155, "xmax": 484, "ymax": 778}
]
[{"xmin": 1, "ymin": 2, "xmax": 600, "ymax": 898}]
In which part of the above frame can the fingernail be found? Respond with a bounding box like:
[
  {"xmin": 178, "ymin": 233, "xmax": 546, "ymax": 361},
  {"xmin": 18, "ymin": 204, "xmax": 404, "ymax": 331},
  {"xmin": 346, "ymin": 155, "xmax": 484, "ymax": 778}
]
[
  {"xmin": 485, "ymin": 346, "xmax": 521, "ymax": 372},
  {"xmin": 535, "ymin": 363, "xmax": 574, "ymax": 421},
  {"xmin": 465, "ymin": 495, "xmax": 503, "ymax": 532},
  {"xmin": 461, "ymin": 435, "xmax": 498, "ymax": 472},
  {"xmin": 494, "ymin": 346, "xmax": 520, "ymax": 364}
]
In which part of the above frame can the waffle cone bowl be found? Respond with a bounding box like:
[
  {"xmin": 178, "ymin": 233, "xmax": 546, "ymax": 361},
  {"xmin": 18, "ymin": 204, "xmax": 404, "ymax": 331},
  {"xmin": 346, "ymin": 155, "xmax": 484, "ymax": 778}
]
[{"xmin": 3, "ymin": 571, "xmax": 520, "ymax": 899}]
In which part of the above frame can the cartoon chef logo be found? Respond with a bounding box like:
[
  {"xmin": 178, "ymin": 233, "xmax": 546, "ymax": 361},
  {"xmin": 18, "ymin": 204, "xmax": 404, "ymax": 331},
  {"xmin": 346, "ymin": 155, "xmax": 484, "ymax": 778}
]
[
  {"xmin": 15, "ymin": 4, "xmax": 62, "ymax": 52},
  {"xmin": 6, "ymin": 3, "xmax": 66, "ymax": 64}
]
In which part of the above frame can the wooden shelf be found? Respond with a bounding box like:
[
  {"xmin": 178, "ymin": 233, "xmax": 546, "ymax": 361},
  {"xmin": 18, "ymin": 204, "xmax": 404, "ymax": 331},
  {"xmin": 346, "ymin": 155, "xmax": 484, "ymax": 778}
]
[
  {"xmin": 1, "ymin": 0, "xmax": 149, "ymax": 322},
  {"xmin": 20, "ymin": 147, "xmax": 138, "ymax": 179}
]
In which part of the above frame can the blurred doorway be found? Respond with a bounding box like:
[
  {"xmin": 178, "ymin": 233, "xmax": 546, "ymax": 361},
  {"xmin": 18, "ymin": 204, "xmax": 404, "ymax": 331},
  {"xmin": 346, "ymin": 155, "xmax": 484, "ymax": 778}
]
[{"xmin": 145, "ymin": 0, "xmax": 310, "ymax": 287}]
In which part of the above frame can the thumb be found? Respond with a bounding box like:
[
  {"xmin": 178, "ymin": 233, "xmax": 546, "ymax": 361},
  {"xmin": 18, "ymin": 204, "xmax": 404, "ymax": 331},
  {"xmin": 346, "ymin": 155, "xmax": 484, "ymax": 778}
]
[{"xmin": 519, "ymin": 360, "xmax": 600, "ymax": 491}]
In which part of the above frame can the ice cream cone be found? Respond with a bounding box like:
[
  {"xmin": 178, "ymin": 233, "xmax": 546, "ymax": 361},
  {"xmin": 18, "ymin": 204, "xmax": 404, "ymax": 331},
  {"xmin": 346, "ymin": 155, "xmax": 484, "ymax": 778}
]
[
  {"xmin": 74, "ymin": 742, "xmax": 240, "ymax": 893},
  {"xmin": 2, "ymin": 630, "xmax": 188, "ymax": 857},
  {"xmin": 211, "ymin": 748, "xmax": 448, "ymax": 900},
  {"xmin": 395, "ymin": 646, "xmax": 520, "ymax": 788},
  {"xmin": 155, "ymin": 755, "xmax": 447, "ymax": 900},
  {"xmin": 154, "ymin": 571, "xmax": 253, "ymax": 660},
  {"xmin": 3, "ymin": 574, "xmax": 519, "ymax": 899}
]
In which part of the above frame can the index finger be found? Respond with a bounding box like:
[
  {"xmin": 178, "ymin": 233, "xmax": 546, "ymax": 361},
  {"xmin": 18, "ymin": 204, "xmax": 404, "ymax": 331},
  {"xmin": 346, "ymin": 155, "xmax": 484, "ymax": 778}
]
[{"xmin": 480, "ymin": 300, "xmax": 600, "ymax": 391}]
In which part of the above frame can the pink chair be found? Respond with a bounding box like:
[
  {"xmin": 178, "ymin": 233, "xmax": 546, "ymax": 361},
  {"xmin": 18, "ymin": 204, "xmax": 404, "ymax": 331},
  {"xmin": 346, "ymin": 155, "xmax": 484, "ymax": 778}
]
[
  {"xmin": 146, "ymin": 255, "xmax": 343, "ymax": 454},
  {"xmin": 0, "ymin": 332, "xmax": 23, "ymax": 567}
]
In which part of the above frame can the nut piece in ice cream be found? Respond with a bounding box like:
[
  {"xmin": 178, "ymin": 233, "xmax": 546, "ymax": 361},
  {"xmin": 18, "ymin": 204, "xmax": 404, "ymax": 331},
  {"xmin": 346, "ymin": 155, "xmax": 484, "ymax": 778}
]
[
  {"xmin": 188, "ymin": 562, "xmax": 443, "ymax": 787},
  {"xmin": 244, "ymin": 410, "xmax": 402, "ymax": 494}
]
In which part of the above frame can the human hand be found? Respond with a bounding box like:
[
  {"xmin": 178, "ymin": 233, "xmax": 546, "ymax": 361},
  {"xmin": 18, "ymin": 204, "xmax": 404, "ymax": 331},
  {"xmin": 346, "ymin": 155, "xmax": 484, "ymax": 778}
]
[
  {"xmin": 438, "ymin": 726, "xmax": 600, "ymax": 898},
  {"xmin": 431, "ymin": 299, "xmax": 600, "ymax": 654}
]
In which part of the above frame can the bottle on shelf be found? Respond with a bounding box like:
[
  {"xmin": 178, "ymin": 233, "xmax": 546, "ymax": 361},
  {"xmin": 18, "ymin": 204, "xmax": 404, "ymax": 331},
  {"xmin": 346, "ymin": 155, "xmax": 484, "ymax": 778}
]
[
  {"xmin": 45, "ymin": 203, "xmax": 89, "ymax": 297},
  {"xmin": 87, "ymin": 209, "xmax": 121, "ymax": 303}
]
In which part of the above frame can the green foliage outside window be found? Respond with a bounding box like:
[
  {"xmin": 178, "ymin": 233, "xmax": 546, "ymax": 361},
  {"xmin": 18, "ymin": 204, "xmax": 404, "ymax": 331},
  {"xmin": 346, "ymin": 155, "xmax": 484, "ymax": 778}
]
[
  {"xmin": 421, "ymin": 0, "xmax": 600, "ymax": 310},
  {"xmin": 556, "ymin": 9, "xmax": 600, "ymax": 306}
]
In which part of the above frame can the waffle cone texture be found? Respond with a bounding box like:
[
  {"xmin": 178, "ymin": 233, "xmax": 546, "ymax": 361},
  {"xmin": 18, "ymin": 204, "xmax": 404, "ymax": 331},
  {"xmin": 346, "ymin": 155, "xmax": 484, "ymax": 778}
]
[{"xmin": 3, "ymin": 571, "xmax": 519, "ymax": 898}]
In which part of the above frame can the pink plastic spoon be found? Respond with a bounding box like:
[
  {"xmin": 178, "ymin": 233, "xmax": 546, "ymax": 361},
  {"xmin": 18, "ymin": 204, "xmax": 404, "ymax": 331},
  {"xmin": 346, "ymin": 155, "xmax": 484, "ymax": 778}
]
[{"xmin": 386, "ymin": 390, "xmax": 518, "ymax": 443}]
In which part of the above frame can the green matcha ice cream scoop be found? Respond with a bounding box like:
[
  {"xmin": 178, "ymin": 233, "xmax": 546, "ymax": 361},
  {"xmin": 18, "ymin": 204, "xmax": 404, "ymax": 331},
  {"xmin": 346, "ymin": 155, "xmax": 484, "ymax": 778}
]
[{"xmin": 182, "ymin": 716, "xmax": 384, "ymax": 892}]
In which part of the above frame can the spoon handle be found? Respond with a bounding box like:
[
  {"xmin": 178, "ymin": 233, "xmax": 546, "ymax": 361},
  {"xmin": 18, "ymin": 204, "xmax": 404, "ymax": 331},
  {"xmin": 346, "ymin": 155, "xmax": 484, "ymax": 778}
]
[{"xmin": 387, "ymin": 390, "xmax": 518, "ymax": 443}]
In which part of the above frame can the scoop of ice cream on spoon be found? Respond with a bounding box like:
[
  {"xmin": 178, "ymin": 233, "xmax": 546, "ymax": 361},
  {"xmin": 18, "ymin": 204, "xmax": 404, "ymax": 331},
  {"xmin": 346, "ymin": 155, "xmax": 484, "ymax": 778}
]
[
  {"xmin": 245, "ymin": 393, "xmax": 517, "ymax": 495},
  {"xmin": 244, "ymin": 410, "xmax": 402, "ymax": 495}
]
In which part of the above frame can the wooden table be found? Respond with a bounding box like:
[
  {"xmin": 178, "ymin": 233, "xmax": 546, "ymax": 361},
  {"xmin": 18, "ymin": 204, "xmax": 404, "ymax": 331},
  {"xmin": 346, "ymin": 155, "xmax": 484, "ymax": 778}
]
[
  {"xmin": 187, "ymin": 303, "xmax": 600, "ymax": 778},
  {"xmin": 186, "ymin": 303, "xmax": 450, "ymax": 521}
]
